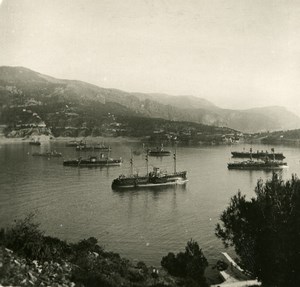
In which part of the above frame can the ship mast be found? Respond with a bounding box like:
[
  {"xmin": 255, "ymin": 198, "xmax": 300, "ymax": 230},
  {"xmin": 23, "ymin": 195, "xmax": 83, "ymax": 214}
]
[
  {"xmin": 250, "ymin": 147, "xmax": 252, "ymax": 160},
  {"xmin": 173, "ymin": 149, "xmax": 177, "ymax": 173},
  {"xmin": 130, "ymin": 150, "xmax": 133, "ymax": 175},
  {"xmin": 146, "ymin": 152, "xmax": 149, "ymax": 175}
]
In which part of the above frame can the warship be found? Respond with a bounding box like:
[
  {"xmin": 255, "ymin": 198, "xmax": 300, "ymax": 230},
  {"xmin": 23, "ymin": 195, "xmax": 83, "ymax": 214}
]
[{"xmin": 112, "ymin": 151, "xmax": 187, "ymax": 189}]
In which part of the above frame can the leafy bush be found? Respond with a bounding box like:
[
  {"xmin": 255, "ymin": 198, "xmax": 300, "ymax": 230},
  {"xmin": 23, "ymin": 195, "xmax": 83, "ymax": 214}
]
[
  {"xmin": 137, "ymin": 261, "xmax": 148, "ymax": 273},
  {"xmin": 161, "ymin": 240, "xmax": 208, "ymax": 286},
  {"xmin": 0, "ymin": 213, "xmax": 44, "ymax": 259},
  {"xmin": 0, "ymin": 213, "xmax": 70, "ymax": 262}
]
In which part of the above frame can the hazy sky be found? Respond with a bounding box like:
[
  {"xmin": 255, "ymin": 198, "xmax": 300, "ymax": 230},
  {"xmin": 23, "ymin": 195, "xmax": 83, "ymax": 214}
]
[{"xmin": 1, "ymin": 0, "xmax": 300, "ymax": 113}]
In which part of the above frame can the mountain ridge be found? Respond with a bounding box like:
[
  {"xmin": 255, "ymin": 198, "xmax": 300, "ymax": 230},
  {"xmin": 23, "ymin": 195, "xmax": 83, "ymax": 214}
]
[{"xmin": 1, "ymin": 66, "xmax": 300, "ymax": 133}]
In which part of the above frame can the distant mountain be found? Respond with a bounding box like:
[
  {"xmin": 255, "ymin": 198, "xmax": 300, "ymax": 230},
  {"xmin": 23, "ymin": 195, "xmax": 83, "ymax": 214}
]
[
  {"xmin": 1, "ymin": 66, "xmax": 300, "ymax": 133},
  {"xmin": 133, "ymin": 93, "xmax": 218, "ymax": 110},
  {"xmin": 209, "ymin": 106, "xmax": 300, "ymax": 133},
  {"xmin": 231, "ymin": 106, "xmax": 300, "ymax": 132}
]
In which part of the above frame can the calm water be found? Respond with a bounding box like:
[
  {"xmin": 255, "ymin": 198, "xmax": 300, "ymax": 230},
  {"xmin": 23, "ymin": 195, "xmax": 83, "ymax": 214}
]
[{"xmin": 1, "ymin": 140, "xmax": 299, "ymax": 279}]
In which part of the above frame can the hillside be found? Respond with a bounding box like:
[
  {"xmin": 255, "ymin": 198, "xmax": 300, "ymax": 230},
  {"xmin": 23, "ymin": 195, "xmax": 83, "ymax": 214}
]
[
  {"xmin": 1, "ymin": 66, "xmax": 299, "ymax": 133},
  {"xmin": 251, "ymin": 128, "xmax": 300, "ymax": 145},
  {"xmin": 0, "ymin": 66, "xmax": 237, "ymax": 143}
]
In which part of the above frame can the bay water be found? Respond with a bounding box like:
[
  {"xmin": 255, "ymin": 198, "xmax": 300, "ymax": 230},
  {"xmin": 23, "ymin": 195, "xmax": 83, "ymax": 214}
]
[{"xmin": 0, "ymin": 140, "xmax": 299, "ymax": 280}]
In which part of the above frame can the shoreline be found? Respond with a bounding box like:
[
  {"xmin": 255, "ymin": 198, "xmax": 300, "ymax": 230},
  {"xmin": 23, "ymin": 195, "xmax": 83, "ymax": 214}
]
[{"xmin": 0, "ymin": 135, "xmax": 142, "ymax": 144}]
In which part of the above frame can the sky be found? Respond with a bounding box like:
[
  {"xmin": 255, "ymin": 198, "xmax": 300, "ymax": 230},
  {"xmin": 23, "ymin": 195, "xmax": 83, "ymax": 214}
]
[{"xmin": 0, "ymin": 0, "xmax": 300, "ymax": 114}]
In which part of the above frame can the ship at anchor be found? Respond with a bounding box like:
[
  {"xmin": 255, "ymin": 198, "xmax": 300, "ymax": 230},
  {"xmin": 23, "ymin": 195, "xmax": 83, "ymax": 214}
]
[
  {"xmin": 111, "ymin": 151, "xmax": 187, "ymax": 189},
  {"xmin": 228, "ymin": 148, "xmax": 287, "ymax": 170}
]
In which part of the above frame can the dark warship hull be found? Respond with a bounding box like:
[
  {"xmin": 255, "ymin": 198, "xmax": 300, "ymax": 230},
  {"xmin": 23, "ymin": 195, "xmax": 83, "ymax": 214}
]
[
  {"xmin": 76, "ymin": 145, "xmax": 111, "ymax": 152},
  {"xmin": 231, "ymin": 151, "xmax": 285, "ymax": 160},
  {"xmin": 148, "ymin": 150, "xmax": 171, "ymax": 156},
  {"xmin": 147, "ymin": 146, "xmax": 171, "ymax": 157},
  {"xmin": 63, "ymin": 157, "xmax": 122, "ymax": 167},
  {"xmin": 66, "ymin": 141, "xmax": 81, "ymax": 147},
  {"xmin": 29, "ymin": 141, "xmax": 41, "ymax": 146},
  {"xmin": 228, "ymin": 160, "xmax": 287, "ymax": 170}
]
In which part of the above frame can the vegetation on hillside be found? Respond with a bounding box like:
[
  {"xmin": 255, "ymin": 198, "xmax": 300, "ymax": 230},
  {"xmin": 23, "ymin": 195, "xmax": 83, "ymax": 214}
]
[
  {"xmin": 0, "ymin": 214, "xmax": 208, "ymax": 287},
  {"xmin": 216, "ymin": 174, "xmax": 300, "ymax": 287},
  {"xmin": 255, "ymin": 129, "xmax": 300, "ymax": 145},
  {"xmin": 1, "ymin": 98, "xmax": 237, "ymax": 144}
]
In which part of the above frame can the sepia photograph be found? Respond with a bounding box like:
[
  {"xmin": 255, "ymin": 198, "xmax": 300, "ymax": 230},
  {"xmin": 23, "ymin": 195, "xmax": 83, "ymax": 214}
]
[{"xmin": 0, "ymin": 0, "xmax": 300, "ymax": 286}]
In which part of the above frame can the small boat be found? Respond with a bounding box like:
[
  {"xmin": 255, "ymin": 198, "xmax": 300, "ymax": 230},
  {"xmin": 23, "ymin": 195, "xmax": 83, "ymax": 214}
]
[
  {"xmin": 231, "ymin": 148, "xmax": 285, "ymax": 160},
  {"xmin": 65, "ymin": 140, "xmax": 82, "ymax": 147},
  {"xmin": 112, "ymin": 151, "xmax": 187, "ymax": 189},
  {"xmin": 147, "ymin": 144, "xmax": 171, "ymax": 156},
  {"xmin": 63, "ymin": 154, "xmax": 122, "ymax": 167},
  {"xmin": 29, "ymin": 139, "xmax": 41, "ymax": 146},
  {"xmin": 32, "ymin": 151, "xmax": 62, "ymax": 158},
  {"xmin": 75, "ymin": 143, "xmax": 111, "ymax": 152},
  {"xmin": 227, "ymin": 159, "xmax": 287, "ymax": 170},
  {"xmin": 133, "ymin": 150, "xmax": 142, "ymax": 156}
]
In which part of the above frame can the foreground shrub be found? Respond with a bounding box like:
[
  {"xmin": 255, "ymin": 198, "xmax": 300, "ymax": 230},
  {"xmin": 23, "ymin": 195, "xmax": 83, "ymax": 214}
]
[
  {"xmin": 1, "ymin": 214, "xmax": 187, "ymax": 286},
  {"xmin": 161, "ymin": 240, "xmax": 208, "ymax": 286}
]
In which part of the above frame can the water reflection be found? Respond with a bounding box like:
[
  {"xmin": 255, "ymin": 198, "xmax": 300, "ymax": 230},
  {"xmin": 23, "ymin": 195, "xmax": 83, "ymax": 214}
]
[
  {"xmin": 227, "ymin": 169, "xmax": 286, "ymax": 187},
  {"xmin": 112, "ymin": 183, "xmax": 186, "ymax": 195},
  {"xmin": 149, "ymin": 184, "xmax": 186, "ymax": 200}
]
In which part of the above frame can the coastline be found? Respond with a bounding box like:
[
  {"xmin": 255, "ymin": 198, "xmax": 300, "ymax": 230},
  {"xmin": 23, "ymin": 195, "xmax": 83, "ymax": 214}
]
[{"xmin": 0, "ymin": 135, "xmax": 142, "ymax": 144}]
